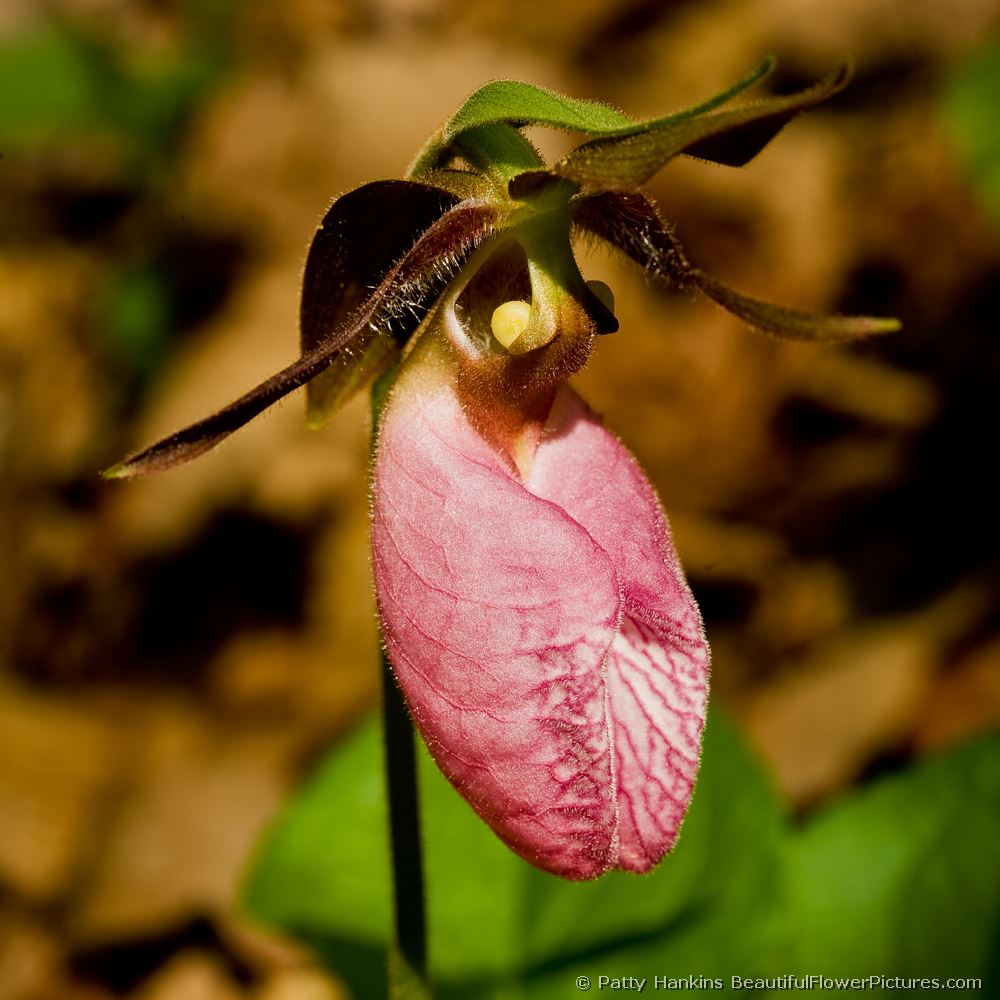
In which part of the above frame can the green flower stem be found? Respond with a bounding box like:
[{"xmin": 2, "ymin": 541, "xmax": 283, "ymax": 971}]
[
  {"xmin": 381, "ymin": 646, "xmax": 432, "ymax": 999},
  {"xmin": 372, "ymin": 379, "xmax": 430, "ymax": 997}
]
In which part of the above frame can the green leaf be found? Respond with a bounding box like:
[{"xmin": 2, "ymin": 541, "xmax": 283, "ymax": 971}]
[
  {"xmin": 242, "ymin": 686, "xmax": 1000, "ymax": 997},
  {"xmin": 787, "ymin": 728, "xmax": 1000, "ymax": 982},
  {"xmin": 943, "ymin": 38, "xmax": 1000, "ymax": 230},
  {"xmin": 408, "ymin": 57, "xmax": 774, "ymax": 178},
  {"xmin": 409, "ymin": 82, "xmax": 628, "ymax": 177},
  {"xmin": 241, "ymin": 709, "xmax": 783, "ymax": 996},
  {"xmin": 300, "ymin": 180, "xmax": 459, "ymax": 427},
  {"xmin": 389, "ymin": 945, "xmax": 433, "ymax": 1000},
  {"xmin": 242, "ymin": 714, "xmax": 526, "ymax": 992},
  {"xmin": 444, "ymin": 80, "xmax": 631, "ymax": 137},
  {"xmin": 446, "ymin": 123, "xmax": 546, "ymax": 187},
  {"xmin": 420, "ymin": 751, "xmax": 526, "ymax": 983},
  {"xmin": 243, "ymin": 720, "xmax": 391, "ymax": 946},
  {"xmin": 555, "ymin": 61, "xmax": 851, "ymax": 189}
]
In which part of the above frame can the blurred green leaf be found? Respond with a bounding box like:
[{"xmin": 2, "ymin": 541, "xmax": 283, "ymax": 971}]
[
  {"xmin": 520, "ymin": 712, "xmax": 786, "ymax": 997},
  {"xmin": 242, "ymin": 715, "xmax": 525, "ymax": 991},
  {"xmin": 0, "ymin": 14, "xmax": 230, "ymax": 160},
  {"xmin": 0, "ymin": 25, "xmax": 109, "ymax": 136},
  {"xmin": 112, "ymin": 48, "xmax": 225, "ymax": 154},
  {"xmin": 97, "ymin": 263, "xmax": 172, "ymax": 379},
  {"xmin": 787, "ymin": 728, "xmax": 1000, "ymax": 984},
  {"xmin": 242, "ymin": 720, "xmax": 391, "ymax": 947},
  {"xmin": 523, "ymin": 712, "xmax": 784, "ymax": 960},
  {"xmin": 242, "ymin": 710, "xmax": 783, "ymax": 996},
  {"xmin": 943, "ymin": 38, "xmax": 1000, "ymax": 230},
  {"xmin": 244, "ymin": 705, "xmax": 1000, "ymax": 997}
]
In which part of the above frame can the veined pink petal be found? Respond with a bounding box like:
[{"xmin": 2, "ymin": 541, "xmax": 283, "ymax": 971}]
[
  {"xmin": 526, "ymin": 389, "xmax": 709, "ymax": 872},
  {"xmin": 371, "ymin": 347, "xmax": 709, "ymax": 879}
]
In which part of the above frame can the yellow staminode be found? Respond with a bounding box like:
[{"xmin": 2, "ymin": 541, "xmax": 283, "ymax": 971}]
[{"xmin": 491, "ymin": 300, "xmax": 531, "ymax": 350}]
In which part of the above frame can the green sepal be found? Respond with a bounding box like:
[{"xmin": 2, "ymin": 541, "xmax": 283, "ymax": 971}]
[
  {"xmin": 555, "ymin": 60, "xmax": 852, "ymax": 190},
  {"xmin": 408, "ymin": 56, "xmax": 775, "ymax": 178},
  {"xmin": 301, "ymin": 180, "xmax": 459, "ymax": 427},
  {"xmin": 415, "ymin": 168, "xmax": 494, "ymax": 202},
  {"xmin": 450, "ymin": 122, "xmax": 544, "ymax": 188},
  {"xmin": 690, "ymin": 268, "xmax": 902, "ymax": 342}
]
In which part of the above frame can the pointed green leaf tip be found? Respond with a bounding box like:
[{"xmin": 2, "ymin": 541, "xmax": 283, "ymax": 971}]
[{"xmin": 408, "ymin": 55, "xmax": 776, "ymax": 177}]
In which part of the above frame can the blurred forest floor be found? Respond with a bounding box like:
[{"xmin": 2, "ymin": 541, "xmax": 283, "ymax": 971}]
[{"xmin": 2, "ymin": 0, "xmax": 1000, "ymax": 997}]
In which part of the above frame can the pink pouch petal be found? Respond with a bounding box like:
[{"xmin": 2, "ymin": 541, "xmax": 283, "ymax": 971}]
[
  {"xmin": 372, "ymin": 350, "xmax": 709, "ymax": 878},
  {"xmin": 373, "ymin": 357, "xmax": 622, "ymax": 878}
]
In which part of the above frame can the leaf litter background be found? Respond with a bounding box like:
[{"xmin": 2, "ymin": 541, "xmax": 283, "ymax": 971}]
[{"xmin": 2, "ymin": 0, "xmax": 1000, "ymax": 997}]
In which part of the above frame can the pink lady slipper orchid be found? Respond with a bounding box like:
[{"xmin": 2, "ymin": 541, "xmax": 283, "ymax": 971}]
[
  {"xmin": 371, "ymin": 307, "xmax": 709, "ymax": 878},
  {"xmin": 106, "ymin": 60, "xmax": 898, "ymax": 880}
]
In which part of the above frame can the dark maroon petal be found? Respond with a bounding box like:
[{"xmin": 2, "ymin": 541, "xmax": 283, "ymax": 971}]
[
  {"xmin": 574, "ymin": 191, "xmax": 900, "ymax": 342},
  {"xmin": 104, "ymin": 200, "xmax": 504, "ymax": 479},
  {"xmin": 301, "ymin": 180, "xmax": 459, "ymax": 424}
]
